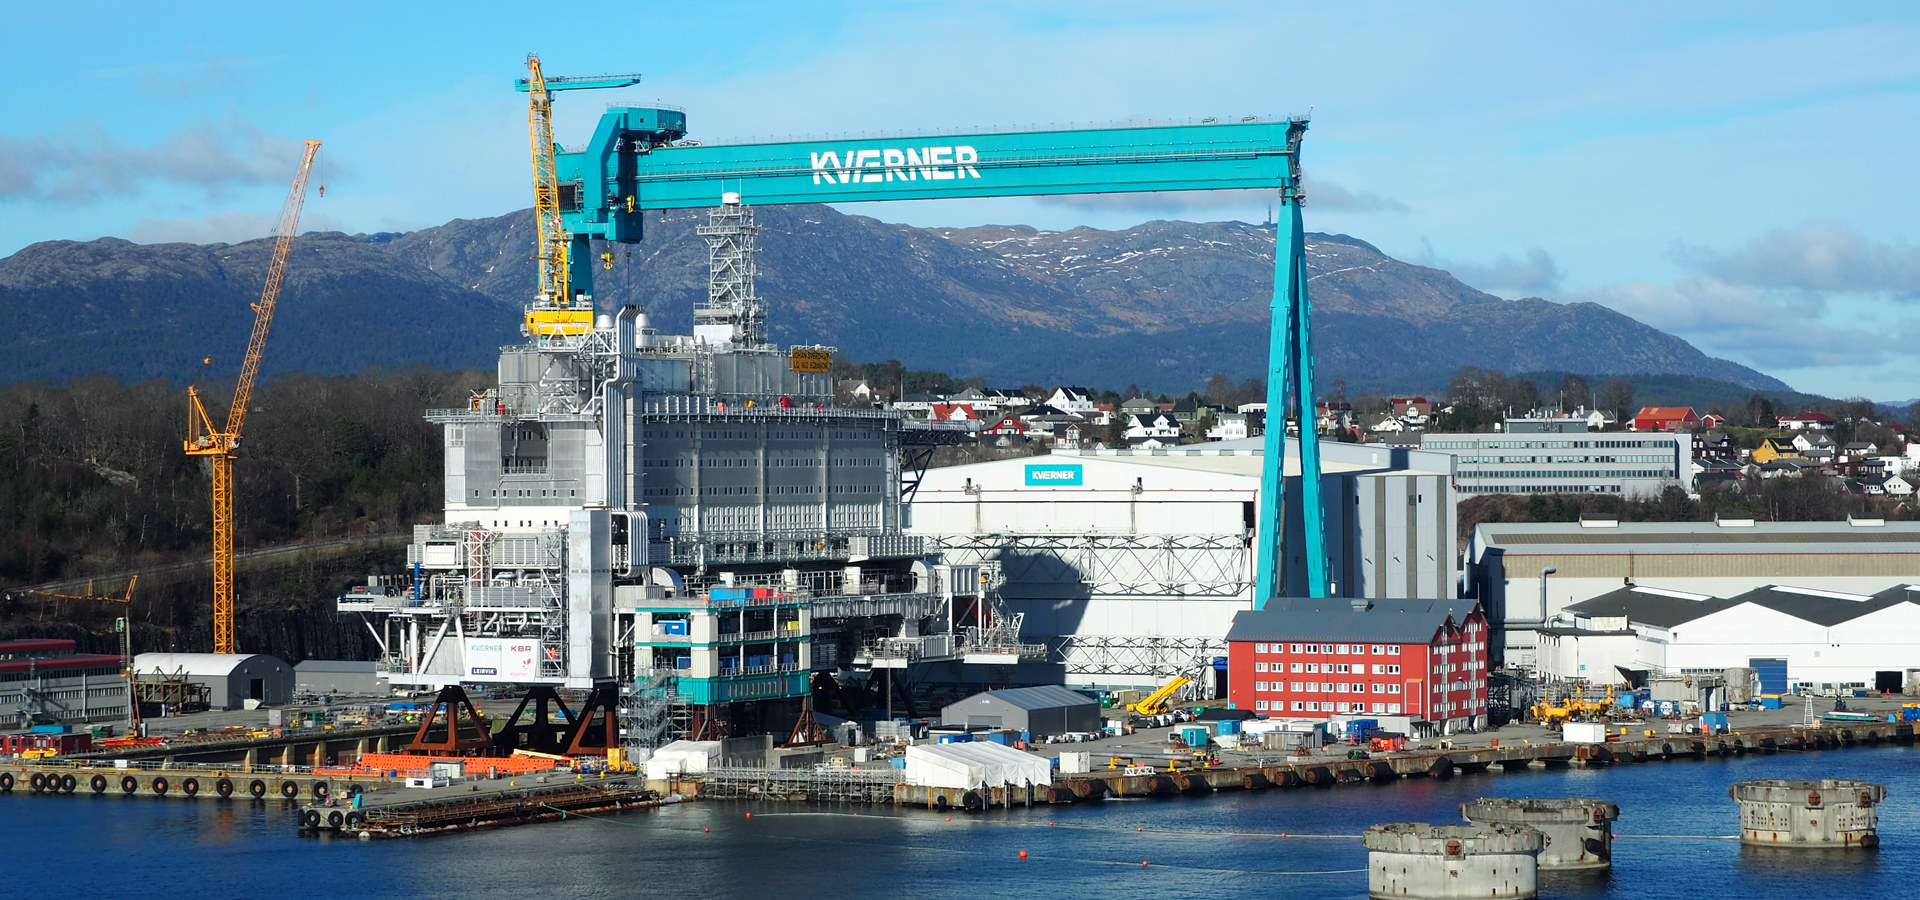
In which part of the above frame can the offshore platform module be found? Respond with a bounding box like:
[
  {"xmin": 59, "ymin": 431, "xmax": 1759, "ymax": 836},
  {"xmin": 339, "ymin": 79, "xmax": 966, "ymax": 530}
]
[{"xmin": 341, "ymin": 58, "xmax": 1327, "ymax": 738}]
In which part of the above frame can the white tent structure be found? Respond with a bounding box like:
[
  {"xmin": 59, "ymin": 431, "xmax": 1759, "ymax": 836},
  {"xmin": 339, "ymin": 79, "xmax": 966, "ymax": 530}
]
[
  {"xmin": 644, "ymin": 740, "xmax": 722, "ymax": 780},
  {"xmin": 904, "ymin": 742, "xmax": 1053, "ymax": 790}
]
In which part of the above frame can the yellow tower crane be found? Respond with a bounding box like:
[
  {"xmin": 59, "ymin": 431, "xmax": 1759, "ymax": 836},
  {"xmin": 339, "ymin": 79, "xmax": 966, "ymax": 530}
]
[{"xmin": 185, "ymin": 139, "xmax": 321, "ymax": 655}]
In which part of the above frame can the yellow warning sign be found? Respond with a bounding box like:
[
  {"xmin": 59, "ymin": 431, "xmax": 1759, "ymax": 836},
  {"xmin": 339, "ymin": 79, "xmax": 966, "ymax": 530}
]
[{"xmin": 789, "ymin": 348, "xmax": 831, "ymax": 373}]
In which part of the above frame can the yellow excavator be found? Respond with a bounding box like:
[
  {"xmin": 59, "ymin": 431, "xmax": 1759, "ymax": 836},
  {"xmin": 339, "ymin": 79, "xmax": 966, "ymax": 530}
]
[{"xmin": 1128, "ymin": 675, "xmax": 1191, "ymax": 717}]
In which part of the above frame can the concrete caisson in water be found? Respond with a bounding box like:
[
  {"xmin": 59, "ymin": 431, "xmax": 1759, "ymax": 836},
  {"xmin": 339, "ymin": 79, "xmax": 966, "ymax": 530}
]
[
  {"xmin": 1362, "ymin": 822, "xmax": 1543, "ymax": 899},
  {"xmin": 1730, "ymin": 779, "xmax": 1885, "ymax": 848},
  {"xmin": 1460, "ymin": 796, "xmax": 1620, "ymax": 869}
]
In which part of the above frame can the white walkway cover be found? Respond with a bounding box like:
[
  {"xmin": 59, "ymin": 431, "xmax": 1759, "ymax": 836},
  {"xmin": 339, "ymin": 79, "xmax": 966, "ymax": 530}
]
[{"xmin": 904, "ymin": 742, "xmax": 1053, "ymax": 790}]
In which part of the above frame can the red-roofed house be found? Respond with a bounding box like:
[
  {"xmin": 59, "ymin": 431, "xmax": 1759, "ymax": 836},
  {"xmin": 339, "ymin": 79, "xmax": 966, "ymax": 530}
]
[
  {"xmin": 1630, "ymin": 406, "xmax": 1701, "ymax": 432},
  {"xmin": 1778, "ymin": 412, "xmax": 1837, "ymax": 432},
  {"xmin": 983, "ymin": 416, "xmax": 1026, "ymax": 436},
  {"xmin": 929, "ymin": 403, "xmax": 979, "ymax": 423}
]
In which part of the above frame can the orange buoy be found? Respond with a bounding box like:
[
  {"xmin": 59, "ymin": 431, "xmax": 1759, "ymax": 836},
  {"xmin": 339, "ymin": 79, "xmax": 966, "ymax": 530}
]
[
  {"xmin": 1019, "ymin": 850, "xmax": 1028, "ymax": 859},
  {"xmin": 703, "ymin": 827, "xmax": 710, "ymax": 833},
  {"xmin": 1142, "ymin": 860, "xmax": 1149, "ymax": 867},
  {"xmin": 745, "ymin": 812, "xmax": 752, "ymax": 818}
]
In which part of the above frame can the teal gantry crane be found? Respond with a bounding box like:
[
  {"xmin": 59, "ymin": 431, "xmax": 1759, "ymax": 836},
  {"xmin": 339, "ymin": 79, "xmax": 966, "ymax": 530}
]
[{"xmin": 530, "ymin": 91, "xmax": 1328, "ymax": 602}]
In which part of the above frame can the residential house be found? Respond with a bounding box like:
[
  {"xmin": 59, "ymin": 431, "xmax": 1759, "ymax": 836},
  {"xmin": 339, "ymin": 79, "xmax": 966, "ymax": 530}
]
[
  {"xmin": 1630, "ymin": 406, "xmax": 1702, "ymax": 432},
  {"xmin": 1389, "ymin": 397, "xmax": 1433, "ymax": 425},
  {"xmin": 1120, "ymin": 397, "xmax": 1160, "ymax": 418},
  {"xmin": 1583, "ymin": 408, "xmax": 1617, "ymax": 431},
  {"xmin": 1849, "ymin": 473, "xmax": 1913, "ymax": 497},
  {"xmin": 1700, "ymin": 413, "xmax": 1727, "ymax": 429},
  {"xmin": 1693, "ymin": 458, "xmax": 1746, "ymax": 487},
  {"xmin": 1045, "ymin": 386, "xmax": 1098, "ymax": 417},
  {"xmin": 1749, "ymin": 437, "xmax": 1800, "ymax": 465},
  {"xmin": 1207, "ymin": 412, "xmax": 1250, "ymax": 442},
  {"xmin": 1044, "ymin": 421, "xmax": 1086, "ymax": 450},
  {"xmin": 1316, "ymin": 401, "xmax": 1355, "ymax": 435},
  {"xmin": 1778, "ymin": 412, "xmax": 1837, "ymax": 431},
  {"xmin": 928, "ymin": 403, "xmax": 982, "ymax": 430},
  {"xmin": 1124, "ymin": 412, "xmax": 1182, "ymax": 448},
  {"xmin": 980, "ymin": 415, "xmax": 1029, "ymax": 448},
  {"xmin": 1693, "ymin": 431, "xmax": 1736, "ymax": 461},
  {"xmin": 1369, "ymin": 416, "xmax": 1409, "ymax": 434},
  {"xmin": 1168, "ymin": 398, "xmax": 1206, "ymax": 423}
]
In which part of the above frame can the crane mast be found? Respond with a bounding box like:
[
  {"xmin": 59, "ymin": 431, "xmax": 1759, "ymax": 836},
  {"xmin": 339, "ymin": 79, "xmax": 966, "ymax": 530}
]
[
  {"xmin": 185, "ymin": 140, "xmax": 321, "ymax": 655},
  {"xmin": 516, "ymin": 57, "xmax": 641, "ymax": 338}
]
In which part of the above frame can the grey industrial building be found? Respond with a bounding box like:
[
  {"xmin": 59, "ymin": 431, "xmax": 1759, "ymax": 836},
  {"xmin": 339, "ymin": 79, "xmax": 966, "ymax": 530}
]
[
  {"xmin": 1466, "ymin": 519, "xmax": 1920, "ymax": 668},
  {"xmin": 134, "ymin": 653, "xmax": 294, "ymax": 710},
  {"xmin": 0, "ymin": 639, "xmax": 128, "ymax": 729},
  {"xmin": 941, "ymin": 685, "xmax": 1102, "ymax": 738},
  {"xmin": 293, "ymin": 660, "xmax": 388, "ymax": 697},
  {"xmin": 1389, "ymin": 431, "xmax": 1689, "ymax": 500}
]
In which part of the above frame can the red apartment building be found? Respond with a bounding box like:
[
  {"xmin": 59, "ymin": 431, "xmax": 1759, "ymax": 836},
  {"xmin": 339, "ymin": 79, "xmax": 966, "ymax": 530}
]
[{"xmin": 1225, "ymin": 598, "xmax": 1491, "ymax": 735}]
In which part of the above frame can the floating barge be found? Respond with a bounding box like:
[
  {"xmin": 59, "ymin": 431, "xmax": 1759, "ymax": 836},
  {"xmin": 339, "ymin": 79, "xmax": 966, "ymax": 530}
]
[{"xmin": 299, "ymin": 779, "xmax": 666, "ymax": 837}]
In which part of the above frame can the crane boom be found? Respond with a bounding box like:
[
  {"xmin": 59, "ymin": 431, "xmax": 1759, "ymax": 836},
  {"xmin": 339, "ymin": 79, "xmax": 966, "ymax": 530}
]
[
  {"xmin": 185, "ymin": 139, "xmax": 320, "ymax": 654},
  {"xmin": 544, "ymin": 105, "xmax": 1328, "ymax": 601}
]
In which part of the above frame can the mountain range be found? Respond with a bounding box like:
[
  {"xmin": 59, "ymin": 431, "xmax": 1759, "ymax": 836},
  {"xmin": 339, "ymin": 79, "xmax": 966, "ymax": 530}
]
[{"xmin": 0, "ymin": 204, "xmax": 1789, "ymax": 395}]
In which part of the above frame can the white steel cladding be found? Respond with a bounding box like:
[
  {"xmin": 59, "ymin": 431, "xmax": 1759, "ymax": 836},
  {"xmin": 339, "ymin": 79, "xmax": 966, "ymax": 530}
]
[{"xmin": 907, "ymin": 440, "xmax": 1456, "ymax": 685}]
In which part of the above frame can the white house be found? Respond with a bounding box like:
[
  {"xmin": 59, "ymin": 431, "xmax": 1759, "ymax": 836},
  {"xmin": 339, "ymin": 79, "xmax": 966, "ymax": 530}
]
[
  {"xmin": 1046, "ymin": 387, "xmax": 1098, "ymax": 417},
  {"xmin": 1124, "ymin": 412, "xmax": 1182, "ymax": 448},
  {"xmin": 1206, "ymin": 413, "xmax": 1250, "ymax": 442}
]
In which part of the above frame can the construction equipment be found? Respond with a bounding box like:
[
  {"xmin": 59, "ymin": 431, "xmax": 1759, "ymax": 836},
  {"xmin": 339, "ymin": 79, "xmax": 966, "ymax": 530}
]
[
  {"xmin": 533, "ymin": 95, "xmax": 1329, "ymax": 599},
  {"xmin": 184, "ymin": 139, "xmax": 320, "ymax": 654},
  {"xmin": 26, "ymin": 578, "xmax": 143, "ymax": 735},
  {"xmin": 1128, "ymin": 675, "xmax": 1192, "ymax": 717},
  {"xmin": 515, "ymin": 56, "xmax": 641, "ymax": 338}
]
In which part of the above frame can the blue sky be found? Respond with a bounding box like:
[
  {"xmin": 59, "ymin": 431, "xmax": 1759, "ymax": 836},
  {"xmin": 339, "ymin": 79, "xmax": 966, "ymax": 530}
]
[{"xmin": 5, "ymin": 3, "xmax": 1918, "ymax": 398}]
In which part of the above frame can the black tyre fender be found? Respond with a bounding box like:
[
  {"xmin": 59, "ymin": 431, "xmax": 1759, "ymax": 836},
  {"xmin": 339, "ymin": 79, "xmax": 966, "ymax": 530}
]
[
  {"xmin": 120, "ymin": 775, "xmax": 139, "ymax": 794},
  {"xmin": 150, "ymin": 776, "xmax": 169, "ymax": 796},
  {"xmin": 28, "ymin": 772, "xmax": 47, "ymax": 793},
  {"xmin": 90, "ymin": 774, "xmax": 108, "ymax": 794},
  {"xmin": 215, "ymin": 778, "xmax": 233, "ymax": 798},
  {"xmin": 0, "ymin": 771, "xmax": 14, "ymax": 792},
  {"xmin": 60, "ymin": 774, "xmax": 77, "ymax": 793},
  {"xmin": 303, "ymin": 808, "xmax": 322, "ymax": 829},
  {"xmin": 181, "ymin": 777, "xmax": 199, "ymax": 797},
  {"xmin": 280, "ymin": 781, "xmax": 299, "ymax": 799},
  {"xmin": 311, "ymin": 781, "xmax": 330, "ymax": 801},
  {"xmin": 326, "ymin": 809, "xmax": 345, "ymax": 829},
  {"xmin": 249, "ymin": 779, "xmax": 267, "ymax": 798},
  {"xmin": 344, "ymin": 810, "xmax": 366, "ymax": 828}
]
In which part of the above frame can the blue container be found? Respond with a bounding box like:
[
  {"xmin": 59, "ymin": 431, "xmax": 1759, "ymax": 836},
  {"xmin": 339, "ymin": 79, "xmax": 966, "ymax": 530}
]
[
  {"xmin": 937, "ymin": 733, "xmax": 972, "ymax": 744},
  {"xmin": 891, "ymin": 757, "xmax": 907, "ymax": 769},
  {"xmin": 29, "ymin": 725, "xmax": 71, "ymax": 734},
  {"xmin": 1345, "ymin": 719, "xmax": 1377, "ymax": 738},
  {"xmin": 662, "ymin": 620, "xmax": 688, "ymax": 635},
  {"xmin": 676, "ymin": 656, "xmax": 693, "ymax": 670},
  {"xmin": 1760, "ymin": 696, "xmax": 1783, "ymax": 710},
  {"xmin": 1701, "ymin": 712, "xmax": 1729, "ymax": 732},
  {"xmin": 1216, "ymin": 720, "xmax": 1240, "ymax": 736},
  {"xmin": 709, "ymin": 587, "xmax": 748, "ymax": 601}
]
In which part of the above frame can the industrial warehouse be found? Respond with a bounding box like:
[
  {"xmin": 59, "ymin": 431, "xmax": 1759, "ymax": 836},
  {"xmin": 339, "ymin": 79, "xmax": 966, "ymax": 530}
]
[
  {"xmin": 1465, "ymin": 519, "xmax": 1920, "ymax": 667},
  {"xmin": 908, "ymin": 438, "xmax": 1457, "ymax": 690}
]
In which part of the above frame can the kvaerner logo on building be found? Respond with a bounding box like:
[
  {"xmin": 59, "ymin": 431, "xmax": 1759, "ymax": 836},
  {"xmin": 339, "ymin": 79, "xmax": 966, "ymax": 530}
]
[
  {"xmin": 1025, "ymin": 464, "xmax": 1082, "ymax": 486},
  {"xmin": 810, "ymin": 146, "xmax": 981, "ymax": 185}
]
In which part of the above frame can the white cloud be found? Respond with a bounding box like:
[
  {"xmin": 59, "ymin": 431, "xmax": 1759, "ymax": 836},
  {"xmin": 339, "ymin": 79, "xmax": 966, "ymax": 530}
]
[
  {"xmin": 1574, "ymin": 274, "xmax": 1888, "ymax": 368},
  {"xmin": 0, "ymin": 118, "xmax": 306, "ymax": 204},
  {"xmin": 1416, "ymin": 243, "xmax": 1562, "ymax": 296},
  {"xmin": 128, "ymin": 209, "xmax": 348, "ymax": 245},
  {"xmin": 1675, "ymin": 221, "xmax": 1920, "ymax": 297}
]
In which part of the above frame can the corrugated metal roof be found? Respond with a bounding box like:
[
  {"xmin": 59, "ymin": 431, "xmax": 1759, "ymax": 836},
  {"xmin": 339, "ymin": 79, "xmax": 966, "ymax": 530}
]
[
  {"xmin": 1564, "ymin": 586, "xmax": 1728, "ymax": 628},
  {"xmin": 1226, "ymin": 598, "xmax": 1479, "ymax": 644},
  {"xmin": 1477, "ymin": 521, "xmax": 1920, "ymax": 553},
  {"xmin": 961, "ymin": 684, "xmax": 1097, "ymax": 711},
  {"xmin": 293, "ymin": 660, "xmax": 377, "ymax": 673}
]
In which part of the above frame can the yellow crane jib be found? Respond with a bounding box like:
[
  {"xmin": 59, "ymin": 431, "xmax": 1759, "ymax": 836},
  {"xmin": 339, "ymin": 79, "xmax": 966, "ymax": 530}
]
[
  {"xmin": 518, "ymin": 56, "xmax": 641, "ymax": 338},
  {"xmin": 184, "ymin": 139, "xmax": 320, "ymax": 655}
]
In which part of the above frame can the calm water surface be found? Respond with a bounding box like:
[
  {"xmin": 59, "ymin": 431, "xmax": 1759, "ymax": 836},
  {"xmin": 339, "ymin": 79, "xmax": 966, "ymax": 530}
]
[{"xmin": 6, "ymin": 746, "xmax": 1917, "ymax": 899}]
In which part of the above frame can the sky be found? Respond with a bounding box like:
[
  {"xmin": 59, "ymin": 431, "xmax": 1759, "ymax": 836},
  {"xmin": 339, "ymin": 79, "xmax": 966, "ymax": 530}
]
[{"xmin": 4, "ymin": 3, "xmax": 1918, "ymax": 398}]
